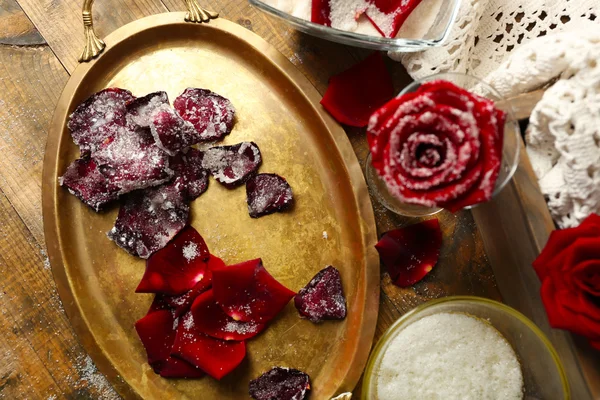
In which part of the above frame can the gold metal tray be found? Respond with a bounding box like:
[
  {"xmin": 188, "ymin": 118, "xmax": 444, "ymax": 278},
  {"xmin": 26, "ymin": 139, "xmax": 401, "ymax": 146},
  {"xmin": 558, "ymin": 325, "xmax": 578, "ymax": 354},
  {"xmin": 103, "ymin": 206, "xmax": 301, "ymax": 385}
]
[{"xmin": 42, "ymin": 8, "xmax": 379, "ymax": 399}]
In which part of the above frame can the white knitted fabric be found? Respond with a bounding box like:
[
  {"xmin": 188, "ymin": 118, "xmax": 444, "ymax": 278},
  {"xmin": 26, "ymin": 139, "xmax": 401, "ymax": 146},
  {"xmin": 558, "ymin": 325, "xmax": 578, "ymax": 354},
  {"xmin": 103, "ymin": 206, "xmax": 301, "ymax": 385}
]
[{"xmin": 391, "ymin": 0, "xmax": 600, "ymax": 81}]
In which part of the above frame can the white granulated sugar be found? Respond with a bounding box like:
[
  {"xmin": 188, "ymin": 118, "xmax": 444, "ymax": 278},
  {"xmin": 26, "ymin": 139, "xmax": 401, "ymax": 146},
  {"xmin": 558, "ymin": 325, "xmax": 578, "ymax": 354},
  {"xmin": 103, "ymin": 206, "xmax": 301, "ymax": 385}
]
[
  {"xmin": 376, "ymin": 313, "xmax": 524, "ymax": 400},
  {"xmin": 223, "ymin": 320, "xmax": 259, "ymax": 335},
  {"xmin": 322, "ymin": 231, "xmax": 328, "ymax": 239},
  {"xmin": 182, "ymin": 242, "xmax": 199, "ymax": 261},
  {"xmin": 77, "ymin": 355, "xmax": 120, "ymax": 400}
]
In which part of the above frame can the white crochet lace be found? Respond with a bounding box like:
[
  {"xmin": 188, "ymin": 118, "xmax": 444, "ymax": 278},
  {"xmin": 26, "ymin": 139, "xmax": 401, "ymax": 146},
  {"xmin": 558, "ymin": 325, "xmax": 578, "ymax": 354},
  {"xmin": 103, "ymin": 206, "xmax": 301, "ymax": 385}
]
[{"xmin": 392, "ymin": 0, "xmax": 600, "ymax": 81}]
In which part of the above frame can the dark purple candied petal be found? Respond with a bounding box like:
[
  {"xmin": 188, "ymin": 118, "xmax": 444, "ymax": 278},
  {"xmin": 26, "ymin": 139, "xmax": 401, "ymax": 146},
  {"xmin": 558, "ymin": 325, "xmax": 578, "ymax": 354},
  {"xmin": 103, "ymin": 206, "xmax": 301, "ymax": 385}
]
[
  {"xmin": 150, "ymin": 104, "xmax": 199, "ymax": 155},
  {"xmin": 107, "ymin": 184, "xmax": 189, "ymax": 258},
  {"xmin": 93, "ymin": 126, "xmax": 172, "ymax": 194},
  {"xmin": 294, "ymin": 266, "xmax": 346, "ymax": 323},
  {"xmin": 59, "ymin": 157, "xmax": 120, "ymax": 211},
  {"xmin": 246, "ymin": 173, "xmax": 293, "ymax": 218},
  {"xmin": 67, "ymin": 88, "xmax": 135, "ymax": 154},
  {"xmin": 168, "ymin": 149, "xmax": 209, "ymax": 201},
  {"xmin": 202, "ymin": 142, "xmax": 262, "ymax": 188},
  {"xmin": 173, "ymin": 88, "xmax": 235, "ymax": 142},
  {"xmin": 249, "ymin": 367, "xmax": 311, "ymax": 400},
  {"xmin": 126, "ymin": 91, "xmax": 169, "ymax": 129}
]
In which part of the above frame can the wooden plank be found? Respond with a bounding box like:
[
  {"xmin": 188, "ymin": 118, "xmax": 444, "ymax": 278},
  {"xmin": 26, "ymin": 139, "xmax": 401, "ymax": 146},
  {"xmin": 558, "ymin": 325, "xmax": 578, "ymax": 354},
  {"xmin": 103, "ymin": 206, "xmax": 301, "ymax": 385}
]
[
  {"xmin": 0, "ymin": 0, "xmax": 45, "ymax": 45},
  {"xmin": 15, "ymin": 0, "xmax": 168, "ymax": 73}
]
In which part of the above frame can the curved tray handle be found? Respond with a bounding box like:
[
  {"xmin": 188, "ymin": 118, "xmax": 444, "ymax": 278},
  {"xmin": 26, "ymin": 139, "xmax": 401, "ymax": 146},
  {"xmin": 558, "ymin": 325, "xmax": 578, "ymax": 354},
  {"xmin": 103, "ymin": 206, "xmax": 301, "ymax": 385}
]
[{"xmin": 78, "ymin": 0, "xmax": 218, "ymax": 62}]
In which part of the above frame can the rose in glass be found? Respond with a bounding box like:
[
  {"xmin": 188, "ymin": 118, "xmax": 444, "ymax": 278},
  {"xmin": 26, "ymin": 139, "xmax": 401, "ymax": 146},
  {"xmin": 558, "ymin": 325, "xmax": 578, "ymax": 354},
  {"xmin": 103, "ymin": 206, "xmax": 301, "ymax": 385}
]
[{"xmin": 367, "ymin": 80, "xmax": 505, "ymax": 212}]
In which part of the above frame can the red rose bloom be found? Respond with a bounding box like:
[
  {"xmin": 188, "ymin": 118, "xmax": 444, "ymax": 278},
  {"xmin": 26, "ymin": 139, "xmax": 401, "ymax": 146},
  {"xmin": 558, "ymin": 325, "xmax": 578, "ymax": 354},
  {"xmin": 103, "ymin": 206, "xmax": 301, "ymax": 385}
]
[
  {"xmin": 367, "ymin": 80, "xmax": 505, "ymax": 212},
  {"xmin": 533, "ymin": 213, "xmax": 600, "ymax": 350}
]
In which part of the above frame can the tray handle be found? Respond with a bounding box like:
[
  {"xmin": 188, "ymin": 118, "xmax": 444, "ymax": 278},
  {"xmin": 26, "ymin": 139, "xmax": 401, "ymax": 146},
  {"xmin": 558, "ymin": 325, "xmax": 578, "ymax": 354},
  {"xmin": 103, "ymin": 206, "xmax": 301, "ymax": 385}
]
[{"xmin": 78, "ymin": 0, "xmax": 218, "ymax": 62}]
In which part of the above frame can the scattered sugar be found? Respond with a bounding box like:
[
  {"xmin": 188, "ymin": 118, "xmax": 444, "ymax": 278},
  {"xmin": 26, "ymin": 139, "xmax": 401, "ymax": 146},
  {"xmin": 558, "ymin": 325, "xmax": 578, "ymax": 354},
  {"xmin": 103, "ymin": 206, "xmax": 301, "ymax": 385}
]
[
  {"xmin": 182, "ymin": 242, "xmax": 199, "ymax": 261},
  {"xmin": 76, "ymin": 355, "xmax": 120, "ymax": 400},
  {"xmin": 322, "ymin": 231, "xmax": 328, "ymax": 239},
  {"xmin": 376, "ymin": 313, "xmax": 524, "ymax": 400}
]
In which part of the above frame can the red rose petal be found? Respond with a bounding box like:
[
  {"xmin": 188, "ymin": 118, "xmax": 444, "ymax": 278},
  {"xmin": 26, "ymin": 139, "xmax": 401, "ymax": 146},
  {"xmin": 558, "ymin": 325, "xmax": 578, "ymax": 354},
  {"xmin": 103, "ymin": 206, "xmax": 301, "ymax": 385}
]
[
  {"xmin": 191, "ymin": 289, "xmax": 266, "ymax": 341},
  {"xmin": 68, "ymin": 88, "xmax": 135, "ymax": 154},
  {"xmin": 249, "ymin": 367, "xmax": 311, "ymax": 400},
  {"xmin": 311, "ymin": 0, "xmax": 331, "ymax": 25},
  {"xmin": 136, "ymin": 226, "xmax": 211, "ymax": 295},
  {"xmin": 294, "ymin": 266, "xmax": 347, "ymax": 323},
  {"xmin": 126, "ymin": 91, "xmax": 169, "ymax": 129},
  {"xmin": 134, "ymin": 309, "xmax": 176, "ymax": 366},
  {"xmin": 321, "ymin": 52, "xmax": 394, "ymax": 127},
  {"xmin": 149, "ymin": 104, "xmax": 199, "ymax": 156},
  {"xmin": 212, "ymin": 259, "xmax": 296, "ymax": 323},
  {"xmin": 246, "ymin": 173, "xmax": 294, "ymax": 218},
  {"xmin": 159, "ymin": 357, "xmax": 205, "ymax": 379},
  {"xmin": 366, "ymin": 0, "xmax": 423, "ymax": 38},
  {"xmin": 173, "ymin": 88, "xmax": 235, "ymax": 142},
  {"xmin": 168, "ymin": 149, "xmax": 209, "ymax": 201},
  {"xmin": 202, "ymin": 142, "xmax": 262, "ymax": 188},
  {"xmin": 375, "ymin": 219, "xmax": 442, "ymax": 287},
  {"xmin": 148, "ymin": 294, "xmax": 172, "ymax": 315},
  {"xmin": 94, "ymin": 126, "xmax": 172, "ymax": 194},
  {"xmin": 172, "ymin": 312, "xmax": 246, "ymax": 380},
  {"xmin": 107, "ymin": 184, "xmax": 189, "ymax": 258},
  {"xmin": 59, "ymin": 157, "xmax": 120, "ymax": 211}
]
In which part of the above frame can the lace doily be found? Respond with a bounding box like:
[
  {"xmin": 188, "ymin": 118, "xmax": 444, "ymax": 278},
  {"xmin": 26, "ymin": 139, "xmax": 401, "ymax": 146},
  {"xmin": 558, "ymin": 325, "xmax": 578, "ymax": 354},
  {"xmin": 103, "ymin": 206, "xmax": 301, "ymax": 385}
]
[
  {"xmin": 391, "ymin": 0, "xmax": 600, "ymax": 81},
  {"xmin": 525, "ymin": 32, "xmax": 600, "ymax": 228}
]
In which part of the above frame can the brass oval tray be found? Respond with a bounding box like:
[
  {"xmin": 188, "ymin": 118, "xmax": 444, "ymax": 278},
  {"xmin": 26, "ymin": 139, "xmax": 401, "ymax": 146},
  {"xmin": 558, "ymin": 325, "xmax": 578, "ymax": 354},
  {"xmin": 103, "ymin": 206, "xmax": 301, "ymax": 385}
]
[{"xmin": 42, "ymin": 10, "xmax": 379, "ymax": 400}]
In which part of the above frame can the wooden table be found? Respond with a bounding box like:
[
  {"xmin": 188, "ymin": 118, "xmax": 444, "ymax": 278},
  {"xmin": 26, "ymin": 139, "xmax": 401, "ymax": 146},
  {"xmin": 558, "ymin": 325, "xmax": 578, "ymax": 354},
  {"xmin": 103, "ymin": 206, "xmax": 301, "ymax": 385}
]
[{"xmin": 0, "ymin": 0, "xmax": 598, "ymax": 398}]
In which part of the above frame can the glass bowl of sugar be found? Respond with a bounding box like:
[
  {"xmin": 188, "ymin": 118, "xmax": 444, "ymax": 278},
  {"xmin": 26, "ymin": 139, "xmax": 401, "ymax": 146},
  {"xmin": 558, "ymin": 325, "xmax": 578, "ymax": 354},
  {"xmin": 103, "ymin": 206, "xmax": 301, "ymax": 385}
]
[
  {"xmin": 248, "ymin": 0, "xmax": 461, "ymax": 52},
  {"xmin": 362, "ymin": 296, "xmax": 570, "ymax": 400}
]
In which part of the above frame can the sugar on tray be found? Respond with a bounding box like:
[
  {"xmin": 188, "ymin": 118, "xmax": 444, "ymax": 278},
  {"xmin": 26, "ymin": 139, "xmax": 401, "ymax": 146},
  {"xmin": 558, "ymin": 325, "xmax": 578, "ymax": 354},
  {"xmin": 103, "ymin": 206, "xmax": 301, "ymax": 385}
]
[{"xmin": 376, "ymin": 312, "xmax": 524, "ymax": 400}]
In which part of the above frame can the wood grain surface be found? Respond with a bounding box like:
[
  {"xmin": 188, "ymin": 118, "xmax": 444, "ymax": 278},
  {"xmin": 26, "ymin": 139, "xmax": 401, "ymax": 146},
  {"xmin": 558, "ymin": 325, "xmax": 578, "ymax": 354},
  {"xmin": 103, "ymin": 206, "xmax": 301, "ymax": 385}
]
[{"xmin": 0, "ymin": 0, "xmax": 595, "ymax": 398}]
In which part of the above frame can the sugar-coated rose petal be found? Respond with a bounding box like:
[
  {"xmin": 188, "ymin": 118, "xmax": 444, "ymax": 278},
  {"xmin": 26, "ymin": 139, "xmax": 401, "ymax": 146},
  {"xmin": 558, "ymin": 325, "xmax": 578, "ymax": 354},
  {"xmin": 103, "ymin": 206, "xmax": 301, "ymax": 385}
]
[
  {"xmin": 366, "ymin": 0, "xmax": 423, "ymax": 37},
  {"xmin": 375, "ymin": 219, "xmax": 442, "ymax": 287},
  {"xmin": 126, "ymin": 91, "xmax": 169, "ymax": 129},
  {"xmin": 311, "ymin": 0, "xmax": 331, "ymax": 25},
  {"xmin": 173, "ymin": 88, "xmax": 235, "ymax": 142},
  {"xmin": 191, "ymin": 289, "xmax": 266, "ymax": 341},
  {"xmin": 246, "ymin": 173, "xmax": 294, "ymax": 218},
  {"xmin": 67, "ymin": 88, "xmax": 135, "ymax": 154},
  {"xmin": 94, "ymin": 126, "xmax": 172, "ymax": 194},
  {"xmin": 172, "ymin": 312, "xmax": 246, "ymax": 380},
  {"xmin": 168, "ymin": 149, "xmax": 209, "ymax": 201},
  {"xmin": 367, "ymin": 80, "xmax": 505, "ymax": 212},
  {"xmin": 150, "ymin": 104, "xmax": 199, "ymax": 155},
  {"xmin": 202, "ymin": 142, "xmax": 262, "ymax": 188},
  {"xmin": 59, "ymin": 157, "xmax": 120, "ymax": 211},
  {"xmin": 212, "ymin": 259, "xmax": 296, "ymax": 323},
  {"xmin": 321, "ymin": 52, "xmax": 394, "ymax": 127},
  {"xmin": 249, "ymin": 367, "xmax": 311, "ymax": 400},
  {"xmin": 136, "ymin": 226, "xmax": 211, "ymax": 295},
  {"xmin": 294, "ymin": 266, "xmax": 347, "ymax": 323},
  {"xmin": 107, "ymin": 184, "xmax": 189, "ymax": 259}
]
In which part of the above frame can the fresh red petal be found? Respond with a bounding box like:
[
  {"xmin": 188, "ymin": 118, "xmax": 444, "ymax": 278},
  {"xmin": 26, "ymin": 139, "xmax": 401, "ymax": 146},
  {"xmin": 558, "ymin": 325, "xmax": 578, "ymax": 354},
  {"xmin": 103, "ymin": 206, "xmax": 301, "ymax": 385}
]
[
  {"xmin": 375, "ymin": 219, "xmax": 442, "ymax": 287},
  {"xmin": 191, "ymin": 290, "xmax": 266, "ymax": 341},
  {"xmin": 148, "ymin": 294, "xmax": 172, "ymax": 315},
  {"xmin": 212, "ymin": 259, "xmax": 296, "ymax": 323},
  {"xmin": 311, "ymin": 0, "xmax": 331, "ymax": 25},
  {"xmin": 136, "ymin": 226, "xmax": 211, "ymax": 295},
  {"xmin": 159, "ymin": 357, "xmax": 205, "ymax": 379},
  {"xmin": 294, "ymin": 266, "xmax": 347, "ymax": 323},
  {"xmin": 134, "ymin": 309, "xmax": 176, "ymax": 366},
  {"xmin": 321, "ymin": 52, "xmax": 394, "ymax": 127},
  {"xmin": 172, "ymin": 312, "xmax": 246, "ymax": 380}
]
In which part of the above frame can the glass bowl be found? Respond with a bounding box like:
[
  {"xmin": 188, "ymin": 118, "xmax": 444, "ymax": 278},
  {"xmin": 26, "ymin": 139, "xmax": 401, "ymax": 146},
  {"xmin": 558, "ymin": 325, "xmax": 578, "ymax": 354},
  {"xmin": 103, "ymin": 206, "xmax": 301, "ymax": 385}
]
[
  {"xmin": 362, "ymin": 296, "xmax": 570, "ymax": 400},
  {"xmin": 248, "ymin": 0, "xmax": 461, "ymax": 51},
  {"xmin": 366, "ymin": 72, "xmax": 521, "ymax": 217}
]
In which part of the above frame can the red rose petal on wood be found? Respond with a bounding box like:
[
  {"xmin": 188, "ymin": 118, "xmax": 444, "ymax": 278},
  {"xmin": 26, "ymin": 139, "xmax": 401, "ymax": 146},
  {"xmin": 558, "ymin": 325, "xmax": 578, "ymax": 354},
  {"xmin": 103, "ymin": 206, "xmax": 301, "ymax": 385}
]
[
  {"xmin": 249, "ymin": 367, "xmax": 311, "ymax": 400},
  {"xmin": 150, "ymin": 104, "xmax": 199, "ymax": 155},
  {"xmin": 137, "ymin": 226, "xmax": 211, "ymax": 294},
  {"xmin": 168, "ymin": 149, "xmax": 209, "ymax": 201},
  {"xmin": 202, "ymin": 142, "xmax": 262, "ymax": 188},
  {"xmin": 212, "ymin": 259, "xmax": 296, "ymax": 323},
  {"xmin": 68, "ymin": 88, "xmax": 135, "ymax": 154},
  {"xmin": 375, "ymin": 219, "xmax": 442, "ymax": 287},
  {"xmin": 191, "ymin": 289, "xmax": 266, "ymax": 341},
  {"xmin": 321, "ymin": 52, "xmax": 394, "ymax": 127},
  {"xmin": 173, "ymin": 88, "xmax": 235, "ymax": 142},
  {"xmin": 94, "ymin": 126, "xmax": 172, "ymax": 194},
  {"xmin": 107, "ymin": 184, "xmax": 189, "ymax": 258},
  {"xmin": 294, "ymin": 266, "xmax": 346, "ymax": 323},
  {"xmin": 59, "ymin": 157, "xmax": 120, "ymax": 211},
  {"xmin": 126, "ymin": 91, "xmax": 169, "ymax": 129},
  {"xmin": 246, "ymin": 173, "xmax": 294, "ymax": 218},
  {"xmin": 172, "ymin": 312, "xmax": 246, "ymax": 380}
]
